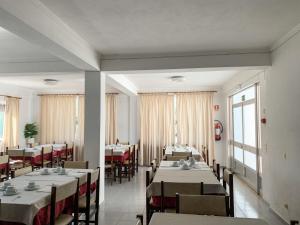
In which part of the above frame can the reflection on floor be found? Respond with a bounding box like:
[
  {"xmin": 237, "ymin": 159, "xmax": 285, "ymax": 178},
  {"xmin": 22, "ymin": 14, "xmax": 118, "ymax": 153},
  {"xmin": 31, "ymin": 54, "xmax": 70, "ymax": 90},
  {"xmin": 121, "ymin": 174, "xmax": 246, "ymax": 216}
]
[{"xmin": 99, "ymin": 167, "xmax": 286, "ymax": 225}]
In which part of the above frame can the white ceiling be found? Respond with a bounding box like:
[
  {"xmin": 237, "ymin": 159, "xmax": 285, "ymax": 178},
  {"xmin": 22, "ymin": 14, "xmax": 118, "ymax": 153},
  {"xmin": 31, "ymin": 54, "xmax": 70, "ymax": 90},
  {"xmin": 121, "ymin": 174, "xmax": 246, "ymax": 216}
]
[
  {"xmin": 0, "ymin": 27, "xmax": 58, "ymax": 63},
  {"xmin": 40, "ymin": 0, "xmax": 300, "ymax": 56},
  {"xmin": 0, "ymin": 69, "xmax": 239, "ymax": 94},
  {"xmin": 112, "ymin": 70, "xmax": 238, "ymax": 92},
  {"xmin": 0, "ymin": 73, "xmax": 119, "ymax": 94}
]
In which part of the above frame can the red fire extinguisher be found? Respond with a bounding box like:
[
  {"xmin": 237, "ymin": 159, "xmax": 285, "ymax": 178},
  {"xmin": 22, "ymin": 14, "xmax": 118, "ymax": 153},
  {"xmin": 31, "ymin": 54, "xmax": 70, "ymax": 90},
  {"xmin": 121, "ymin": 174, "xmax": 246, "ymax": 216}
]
[{"xmin": 214, "ymin": 120, "xmax": 223, "ymax": 141}]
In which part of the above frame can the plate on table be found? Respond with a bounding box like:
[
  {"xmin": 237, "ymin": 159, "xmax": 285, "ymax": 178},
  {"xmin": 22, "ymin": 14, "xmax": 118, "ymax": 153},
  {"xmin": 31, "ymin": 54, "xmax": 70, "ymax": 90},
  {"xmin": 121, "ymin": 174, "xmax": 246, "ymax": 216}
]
[
  {"xmin": 24, "ymin": 185, "xmax": 40, "ymax": 191},
  {"xmin": 3, "ymin": 191, "xmax": 19, "ymax": 196}
]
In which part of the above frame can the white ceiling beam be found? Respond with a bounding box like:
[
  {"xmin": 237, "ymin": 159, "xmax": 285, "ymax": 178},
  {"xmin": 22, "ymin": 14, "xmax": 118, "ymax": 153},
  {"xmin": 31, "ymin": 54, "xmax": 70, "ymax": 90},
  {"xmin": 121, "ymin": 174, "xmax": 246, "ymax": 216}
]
[
  {"xmin": 0, "ymin": 0, "xmax": 100, "ymax": 71},
  {"xmin": 101, "ymin": 52, "xmax": 271, "ymax": 72},
  {"xmin": 0, "ymin": 60, "xmax": 80, "ymax": 74},
  {"xmin": 105, "ymin": 74, "xmax": 138, "ymax": 96}
]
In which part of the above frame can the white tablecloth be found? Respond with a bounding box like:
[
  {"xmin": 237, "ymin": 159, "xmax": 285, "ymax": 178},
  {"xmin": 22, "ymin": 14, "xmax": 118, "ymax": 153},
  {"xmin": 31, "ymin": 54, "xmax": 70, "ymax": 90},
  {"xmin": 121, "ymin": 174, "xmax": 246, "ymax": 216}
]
[
  {"xmin": 150, "ymin": 213, "xmax": 269, "ymax": 225},
  {"xmin": 165, "ymin": 145, "xmax": 202, "ymax": 161},
  {"xmin": 159, "ymin": 160, "xmax": 211, "ymax": 170},
  {"xmin": 105, "ymin": 144, "xmax": 130, "ymax": 156},
  {"xmin": 8, "ymin": 144, "xmax": 66, "ymax": 157},
  {"xmin": 0, "ymin": 168, "xmax": 93, "ymax": 225}
]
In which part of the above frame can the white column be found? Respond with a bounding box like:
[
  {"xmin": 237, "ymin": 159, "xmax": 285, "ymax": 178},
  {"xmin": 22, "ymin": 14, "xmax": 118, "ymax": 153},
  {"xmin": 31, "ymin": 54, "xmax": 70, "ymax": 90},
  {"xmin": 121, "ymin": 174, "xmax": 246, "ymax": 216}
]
[{"xmin": 84, "ymin": 71, "xmax": 105, "ymax": 203}]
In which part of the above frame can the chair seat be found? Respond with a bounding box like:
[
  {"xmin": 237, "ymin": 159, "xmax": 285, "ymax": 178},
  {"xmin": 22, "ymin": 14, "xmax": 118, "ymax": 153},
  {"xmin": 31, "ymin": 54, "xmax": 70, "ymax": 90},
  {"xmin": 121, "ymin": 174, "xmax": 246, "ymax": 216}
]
[
  {"xmin": 123, "ymin": 160, "xmax": 132, "ymax": 165},
  {"xmin": 55, "ymin": 214, "xmax": 74, "ymax": 225},
  {"xmin": 105, "ymin": 164, "xmax": 115, "ymax": 169},
  {"xmin": 0, "ymin": 174, "xmax": 8, "ymax": 179},
  {"xmin": 35, "ymin": 160, "xmax": 51, "ymax": 166}
]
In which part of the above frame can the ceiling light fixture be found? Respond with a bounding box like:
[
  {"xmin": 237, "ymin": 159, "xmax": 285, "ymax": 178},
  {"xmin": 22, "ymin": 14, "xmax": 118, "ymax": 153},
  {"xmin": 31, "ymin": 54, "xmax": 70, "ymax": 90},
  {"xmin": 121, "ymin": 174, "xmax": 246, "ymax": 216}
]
[
  {"xmin": 44, "ymin": 79, "xmax": 58, "ymax": 85},
  {"xmin": 169, "ymin": 75, "xmax": 186, "ymax": 82}
]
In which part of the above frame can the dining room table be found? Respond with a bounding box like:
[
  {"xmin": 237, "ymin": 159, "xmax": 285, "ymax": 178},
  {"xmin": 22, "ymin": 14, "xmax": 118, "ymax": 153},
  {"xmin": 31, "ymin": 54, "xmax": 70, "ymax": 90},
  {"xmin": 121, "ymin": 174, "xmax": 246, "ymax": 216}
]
[
  {"xmin": 146, "ymin": 159, "xmax": 226, "ymax": 215},
  {"xmin": 164, "ymin": 145, "xmax": 203, "ymax": 161},
  {"xmin": 0, "ymin": 168, "xmax": 94, "ymax": 225},
  {"xmin": 149, "ymin": 213, "xmax": 269, "ymax": 225},
  {"xmin": 105, "ymin": 144, "xmax": 131, "ymax": 163},
  {"xmin": 7, "ymin": 144, "xmax": 67, "ymax": 165}
]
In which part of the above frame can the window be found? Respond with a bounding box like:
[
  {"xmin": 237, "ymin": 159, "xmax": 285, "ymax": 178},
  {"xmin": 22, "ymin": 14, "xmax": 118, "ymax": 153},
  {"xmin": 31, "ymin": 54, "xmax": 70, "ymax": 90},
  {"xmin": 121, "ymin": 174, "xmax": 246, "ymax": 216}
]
[{"xmin": 230, "ymin": 84, "xmax": 260, "ymax": 192}]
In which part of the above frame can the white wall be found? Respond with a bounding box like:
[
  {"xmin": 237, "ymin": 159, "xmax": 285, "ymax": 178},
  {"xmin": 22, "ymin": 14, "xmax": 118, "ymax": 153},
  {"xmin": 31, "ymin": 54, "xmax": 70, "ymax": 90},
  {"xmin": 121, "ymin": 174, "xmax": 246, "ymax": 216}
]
[
  {"xmin": 264, "ymin": 31, "xmax": 300, "ymax": 222},
  {"xmin": 213, "ymin": 91, "xmax": 227, "ymax": 166},
  {"xmin": 222, "ymin": 31, "xmax": 300, "ymax": 222},
  {"xmin": 0, "ymin": 83, "xmax": 39, "ymax": 146}
]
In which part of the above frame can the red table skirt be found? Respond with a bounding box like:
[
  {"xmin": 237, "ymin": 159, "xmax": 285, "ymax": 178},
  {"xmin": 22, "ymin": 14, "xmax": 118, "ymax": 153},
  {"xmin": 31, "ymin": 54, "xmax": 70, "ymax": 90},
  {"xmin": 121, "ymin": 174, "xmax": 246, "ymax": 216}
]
[
  {"xmin": 0, "ymin": 163, "xmax": 8, "ymax": 170},
  {"xmin": 105, "ymin": 150, "xmax": 130, "ymax": 163},
  {"xmin": 151, "ymin": 196, "xmax": 176, "ymax": 208},
  {"xmin": 0, "ymin": 181, "xmax": 96, "ymax": 225}
]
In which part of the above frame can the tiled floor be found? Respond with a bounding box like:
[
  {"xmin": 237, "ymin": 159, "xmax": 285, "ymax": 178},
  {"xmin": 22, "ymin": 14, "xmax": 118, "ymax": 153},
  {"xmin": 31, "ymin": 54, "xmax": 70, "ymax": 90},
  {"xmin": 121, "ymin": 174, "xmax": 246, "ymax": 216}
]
[{"xmin": 98, "ymin": 167, "xmax": 286, "ymax": 225}]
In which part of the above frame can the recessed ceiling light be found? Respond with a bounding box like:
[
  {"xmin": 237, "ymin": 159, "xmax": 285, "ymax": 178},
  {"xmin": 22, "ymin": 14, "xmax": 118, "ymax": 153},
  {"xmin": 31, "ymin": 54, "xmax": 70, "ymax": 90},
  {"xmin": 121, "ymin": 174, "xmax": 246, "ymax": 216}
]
[
  {"xmin": 44, "ymin": 79, "xmax": 58, "ymax": 85},
  {"xmin": 169, "ymin": 75, "xmax": 186, "ymax": 82}
]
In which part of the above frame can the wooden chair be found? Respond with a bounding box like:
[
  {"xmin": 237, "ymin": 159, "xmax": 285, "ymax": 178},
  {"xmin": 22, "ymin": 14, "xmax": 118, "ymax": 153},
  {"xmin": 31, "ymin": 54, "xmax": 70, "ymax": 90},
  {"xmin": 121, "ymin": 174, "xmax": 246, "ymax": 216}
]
[
  {"xmin": 165, "ymin": 155, "xmax": 189, "ymax": 161},
  {"xmin": 78, "ymin": 168, "xmax": 100, "ymax": 225},
  {"xmin": 132, "ymin": 145, "xmax": 136, "ymax": 176},
  {"xmin": 145, "ymin": 169, "xmax": 160, "ymax": 225},
  {"xmin": 145, "ymin": 167, "xmax": 156, "ymax": 187},
  {"xmin": 11, "ymin": 166, "xmax": 33, "ymax": 178},
  {"xmin": 122, "ymin": 145, "xmax": 134, "ymax": 181},
  {"xmin": 105, "ymin": 149, "xmax": 116, "ymax": 184},
  {"xmin": 212, "ymin": 159, "xmax": 220, "ymax": 181},
  {"xmin": 201, "ymin": 146, "xmax": 209, "ymax": 164},
  {"xmin": 223, "ymin": 168, "xmax": 234, "ymax": 216},
  {"xmin": 175, "ymin": 194, "xmax": 230, "ymax": 216},
  {"xmin": 63, "ymin": 161, "xmax": 89, "ymax": 169},
  {"xmin": 60, "ymin": 142, "xmax": 74, "ymax": 161},
  {"xmin": 7, "ymin": 147, "xmax": 30, "ymax": 170},
  {"xmin": 0, "ymin": 155, "xmax": 9, "ymax": 181},
  {"xmin": 50, "ymin": 178, "xmax": 79, "ymax": 225},
  {"xmin": 160, "ymin": 181, "xmax": 203, "ymax": 212},
  {"xmin": 150, "ymin": 159, "xmax": 157, "ymax": 173},
  {"xmin": 172, "ymin": 152, "xmax": 192, "ymax": 157},
  {"xmin": 136, "ymin": 214, "xmax": 143, "ymax": 225},
  {"xmin": 135, "ymin": 143, "xmax": 139, "ymax": 173},
  {"xmin": 34, "ymin": 147, "xmax": 53, "ymax": 169}
]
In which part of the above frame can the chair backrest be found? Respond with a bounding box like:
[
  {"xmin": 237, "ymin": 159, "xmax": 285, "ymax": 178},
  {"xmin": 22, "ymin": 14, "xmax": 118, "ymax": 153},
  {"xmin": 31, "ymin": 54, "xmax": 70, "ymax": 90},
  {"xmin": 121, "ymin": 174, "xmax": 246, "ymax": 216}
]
[
  {"xmin": 160, "ymin": 181, "xmax": 203, "ymax": 212},
  {"xmin": 43, "ymin": 146, "xmax": 53, "ymax": 154},
  {"xmin": 172, "ymin": 152, "xmax": 192, "ymax": 157},
  {"xmin": 223, "ymin": 168, "xmax": 234, "ymax": 216},
  {"xmin": 64, "ymin": 161, "xmax": 89, "ymax": 169},
  {"xmin": 150, "ymin": 159, "xmax": 157, "ymax": 172},
  {"xmin": 84, "ymin": 168, "xmax": 100, "ymax": 215},
  {"xmin": 0, "ymin": 155, "xmax": 9, "ymax": 164},
  {"xmin": 120, "ymin": 141, "xmax": 129, "ymax": 145},
  {"xmin": 166, "ymin": 155, "xmax": 188, "ymax": 161},
  {"xmin": 50, "ymin": 179, "xmax": 79, "ymax": 225},
  {"xmin": 12, "ymin": 166, "xmax": 33, "ymax": 178},
  {"xmin": 212, "ymin": 159, "xmax": 220, "ymax": 180},
  {"xmin": 201, "ymin": 146, "xmax": 209, "ymax": 164},
  {"xmin": 146, "ymin": 169, "xmax": 155, "ymax": 187},
  {"xmin": 176, "ymin": 194, "xmax": 229, "ymax": 216}
]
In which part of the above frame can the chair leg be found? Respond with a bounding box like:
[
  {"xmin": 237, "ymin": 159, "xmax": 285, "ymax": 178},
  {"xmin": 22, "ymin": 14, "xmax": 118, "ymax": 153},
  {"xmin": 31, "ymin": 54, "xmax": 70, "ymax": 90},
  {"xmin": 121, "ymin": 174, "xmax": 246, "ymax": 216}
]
[
  {"xmin": 85, "ymin": 208, "xmax": 90, "ymax": 225},
  {"xmin": 119, "ymin": 165, "xmax": 122, "ymax": 184}
]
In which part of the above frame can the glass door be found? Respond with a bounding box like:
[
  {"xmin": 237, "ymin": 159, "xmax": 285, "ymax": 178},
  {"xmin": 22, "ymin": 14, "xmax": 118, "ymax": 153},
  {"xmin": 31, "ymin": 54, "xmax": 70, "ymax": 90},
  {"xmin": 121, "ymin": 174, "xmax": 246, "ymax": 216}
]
[{"xmin": 230, "ymin": 84, "xmax": 260, "ymax": 192}]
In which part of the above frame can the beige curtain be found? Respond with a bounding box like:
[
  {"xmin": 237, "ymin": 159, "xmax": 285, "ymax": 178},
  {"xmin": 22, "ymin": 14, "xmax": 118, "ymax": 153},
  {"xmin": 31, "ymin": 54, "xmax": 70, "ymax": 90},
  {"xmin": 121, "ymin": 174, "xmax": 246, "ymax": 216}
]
[
  {"xmin": 74, "ymin": 96, "xmax": 85, "ymax": 160},
  {"xmin": 139, "ymin": 94, "xmax": 174, "ymax": 166},
  {"xmin": 105, "ymin": 94, "xmax": 117, "ymax": 145},
  {"xmin": 3, "ymin": 97, "xmax": 19, "ymax": 149},
  {"xmin": 40, "ymin": 95, "xmax": 77, "ymax": 144},
  {"xmin": 176, "ymin": 92, "xmax": 215, "ymax": 165}
]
